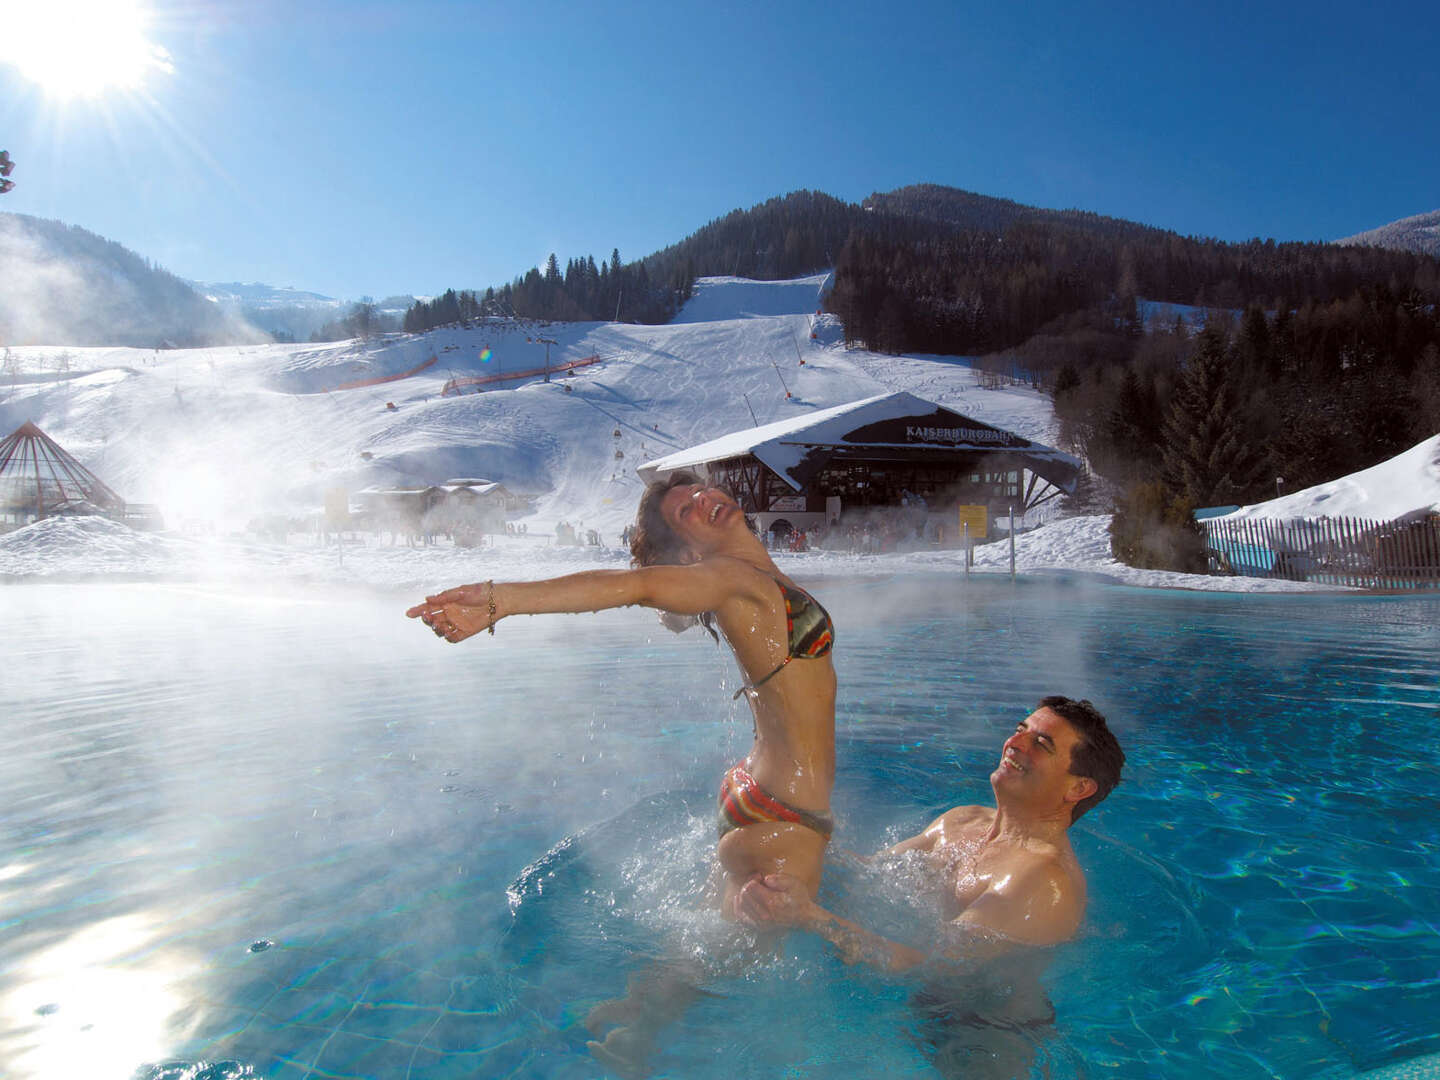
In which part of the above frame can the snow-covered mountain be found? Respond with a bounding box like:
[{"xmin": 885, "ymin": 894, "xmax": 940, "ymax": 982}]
[
  {"xmin": 189, "ymin": 281, "xmax": 418, "ymax": 342},
  {"xmin": 189, "ymin": 281, "xmax": 345, "ymax": 310},
  {"xmin": 1337, "ymin": 208, "xmax": 1440, "ymax": 258}
]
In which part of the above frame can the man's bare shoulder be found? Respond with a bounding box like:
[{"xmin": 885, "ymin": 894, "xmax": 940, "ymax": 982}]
[{"xmin": 935, "ymin": 804, "xmax": 994, "ymax": 832}]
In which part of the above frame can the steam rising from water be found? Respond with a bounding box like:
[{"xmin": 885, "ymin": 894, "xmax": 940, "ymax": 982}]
[{"xmin": 0, "ymin": 214, "xmax": 267, "ymax": 348}]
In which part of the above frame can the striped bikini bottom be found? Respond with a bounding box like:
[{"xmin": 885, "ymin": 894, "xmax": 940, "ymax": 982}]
[{"xmin": 717, "ymin": 762, "xmax": 833, "ymax": 841}]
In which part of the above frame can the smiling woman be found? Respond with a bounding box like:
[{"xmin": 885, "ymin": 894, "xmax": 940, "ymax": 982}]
[{"xmin": 0, "ymin": 0, "xmax": 173, "ymax": 99}]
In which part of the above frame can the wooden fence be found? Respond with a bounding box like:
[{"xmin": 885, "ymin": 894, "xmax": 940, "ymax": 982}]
[
  {"xmin": 441, "ymin": 354, "xmax": 603, "ymax": 396},
  {"xmin": 1202, "ymin": 513, "xmax": 1440, "ymax": 590},
  {"xmin": 333, "ymin": 353, "xmax": 438, "ymax": 391}
]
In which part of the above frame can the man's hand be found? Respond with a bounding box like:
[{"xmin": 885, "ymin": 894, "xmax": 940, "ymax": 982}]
[{"xmin": 736, "ymin": 872, "xmax": 817, "ymax": 927}]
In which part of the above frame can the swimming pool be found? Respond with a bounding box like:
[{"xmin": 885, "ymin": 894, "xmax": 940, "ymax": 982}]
[{"xmin": 1, "ymin": 577, "xmax": 1437, "ymax": 1079}]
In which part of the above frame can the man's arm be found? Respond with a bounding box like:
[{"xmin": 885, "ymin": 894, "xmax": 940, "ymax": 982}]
[
  {"xmin": 736, "ymin": 873, "xmax": 929, "ymax": 972},
  {"xmin": 872, "ymin": 809, "xmax": 958, "ymax": 857},
  {"xmin": 799, "ymin": 904, "xmax": 932, "ymax": 972},
  {"xmin": 739, "ymin": 861, "xmax": 1072, "ymax": 971}
]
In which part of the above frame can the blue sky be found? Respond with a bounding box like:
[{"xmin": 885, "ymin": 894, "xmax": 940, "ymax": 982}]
[{"xmin": 2, "ymin": 0, "xmax": 1437, "ymax": 302}]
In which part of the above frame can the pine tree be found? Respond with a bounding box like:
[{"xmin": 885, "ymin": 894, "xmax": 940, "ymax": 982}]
[
  {"xmin": 1236, "ymin": 304, "xmax": 1271, "ymax": 377},
  {"xmin": 1160, "ymin": 329, "xmax": 1266, "ymax": 506},
  {"xmin": 1414, "ymin": 342, "xmax": 1440, "ymax": 436},
  {"xmin": 1103, "ymin": 366, "xmax": 1162, "ymax": 482}
]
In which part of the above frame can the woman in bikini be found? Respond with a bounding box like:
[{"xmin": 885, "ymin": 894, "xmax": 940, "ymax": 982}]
[
  {"xmin": 406, "ymin": 470, "xmax": 837, "ymax": 914},
  {"xmin": 409, "ymin": 471, "xmax": 837, "ymax": 1071}
]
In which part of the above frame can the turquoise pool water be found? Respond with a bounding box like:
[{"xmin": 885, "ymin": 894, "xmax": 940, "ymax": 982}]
[{"xmin": 1, "ymin": 578, "xmax": 1437, "ymax": 1079}]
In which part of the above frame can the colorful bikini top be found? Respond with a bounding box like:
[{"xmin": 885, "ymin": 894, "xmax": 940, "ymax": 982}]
[{"xmin": 733, "ymin": 573, "xmax": 835, "ymax": 699}]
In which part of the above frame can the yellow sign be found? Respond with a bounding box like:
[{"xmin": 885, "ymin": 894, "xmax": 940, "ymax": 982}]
[
  {"xmin": 324, "ymin": 487, "xmax": 350, "ymax": 528},
  {"xmin": 956, "ymin": 504, "xmax": 988, "ymax": 539}
]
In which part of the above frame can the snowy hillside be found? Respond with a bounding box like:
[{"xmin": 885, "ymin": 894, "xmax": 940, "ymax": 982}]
[
  {"xmin": 6, "ymin": 274, "xmax": 1430, "ymax": 593},
  {"xmin": 1220, "ymin": 432, "xmax": 1440, "ymax": 523},
  {"xmin": 1337, "ymin": 208, "xmax": 1440, "ymax": 258},
  {"xmin": 0, "ymin": 274, "xmax": 1057, "ymax": 538}
]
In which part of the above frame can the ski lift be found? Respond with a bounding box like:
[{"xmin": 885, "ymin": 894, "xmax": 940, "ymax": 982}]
[
  {"xmin": 614, "ymin": 450, "xmax": 625, "ymax": 460},
  {"xmin": 612, "ymin": 428, "xmax": 622, "ymax": 438},
  {"xmin": 0, "ymin": 150, "xmax": 13, "ymax": 176}
]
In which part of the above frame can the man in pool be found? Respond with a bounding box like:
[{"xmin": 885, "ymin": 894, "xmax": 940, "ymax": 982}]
[{"xmin": 736, "ymin": 696, "xmax": 1125, "ymax": 968}]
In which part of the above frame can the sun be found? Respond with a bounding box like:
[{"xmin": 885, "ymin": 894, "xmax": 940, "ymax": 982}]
[{"xmin": 0, "ymin": 0, "xmax": 173, "ymax": 99}]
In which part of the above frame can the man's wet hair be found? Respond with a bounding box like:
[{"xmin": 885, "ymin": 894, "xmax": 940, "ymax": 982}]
[{"xmin": 1039, "ymin": 695, "xmax": 1124, "ymax": 822}]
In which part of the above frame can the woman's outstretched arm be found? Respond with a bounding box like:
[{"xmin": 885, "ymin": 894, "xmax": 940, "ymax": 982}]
[{"xmin": 406, "ymin": 561, "xmax": 748, "ymax": 643}]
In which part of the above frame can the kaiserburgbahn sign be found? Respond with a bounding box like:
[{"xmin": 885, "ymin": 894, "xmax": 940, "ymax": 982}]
[{"xmin": 905, "ymin": 424, "xmax": 1016, "ymax": 446}]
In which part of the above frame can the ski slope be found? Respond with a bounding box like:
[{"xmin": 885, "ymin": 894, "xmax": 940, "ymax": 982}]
[
  {"xmin": 6, "ymin": 274, "xmax": 1432, "ymax": 592},
  {"xmin": 0, "ymin": 275, "xmax": 1057, "ymax": 538}
]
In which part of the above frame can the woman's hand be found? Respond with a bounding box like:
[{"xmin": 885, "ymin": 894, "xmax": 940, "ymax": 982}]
[{"xmin": 406, "ymin": 582, "xmax": 496, "ymax": 642}]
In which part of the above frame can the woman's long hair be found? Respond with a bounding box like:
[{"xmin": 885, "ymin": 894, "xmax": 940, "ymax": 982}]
[
  {"xmin": 630, "ymin": 470, "xmax": 704, "ymax": 568},
  {"xmin": 630, "ymin": 471, "xmax": 719, "ymax": 640}
]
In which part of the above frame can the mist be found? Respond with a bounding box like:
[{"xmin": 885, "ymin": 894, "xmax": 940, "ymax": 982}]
[{"xmin": 0, "ymin": 212, "xmax": 268, "ymax": 348}]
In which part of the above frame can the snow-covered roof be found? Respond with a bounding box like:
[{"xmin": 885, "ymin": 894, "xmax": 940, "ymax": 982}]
[
  {"xmin": 637, "ymin": 391, "xmax": 1081, "ymax": 493},
  {"xmin": 440, "ymin": 478, "xmax": 505, "ymax": 495}
]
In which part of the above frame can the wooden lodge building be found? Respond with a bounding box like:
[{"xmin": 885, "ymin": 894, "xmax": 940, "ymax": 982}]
[{"xmin": 637, "ymin": 392, "xmax": 1081, "ymax": 542}]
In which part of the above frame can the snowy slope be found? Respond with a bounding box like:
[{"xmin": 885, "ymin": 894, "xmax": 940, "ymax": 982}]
[
  {"xmin": 671, "ymin": 272, "xmax": 832, "ymax": 323},
  {"xmin": 0, "ymin": 275, "xmax": 1056, "ymax": 538},
  {"xmin": 1221, "ymin": 433, "xmax": 1440, "ymax": 523},
  {"xmin": 4, "ymin": 274, "xmax": 1426, "ymax": 593}
]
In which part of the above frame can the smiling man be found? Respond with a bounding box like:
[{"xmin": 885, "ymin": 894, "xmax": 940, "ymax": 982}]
[{"xmin": 738, "ymin": 696, "xmax": 1125, "ymax": 969}]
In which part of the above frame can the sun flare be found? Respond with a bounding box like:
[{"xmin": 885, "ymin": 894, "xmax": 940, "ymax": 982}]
[{"xmin": 0, "ymin": 0, "xmax": 173, "ymax": 99}]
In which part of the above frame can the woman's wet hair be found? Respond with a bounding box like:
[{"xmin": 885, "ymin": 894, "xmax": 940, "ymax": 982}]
[
  {"xmin": 1038, "ymin": 695, "xmax": 1125, "ymax": 822},
  {"xmin": 631, "ymin": 471, "xmax": 719, "ymax": 641},
  {"xmin": 630, "ymin": 470, "xmax": 704, "ymax": 568}
]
